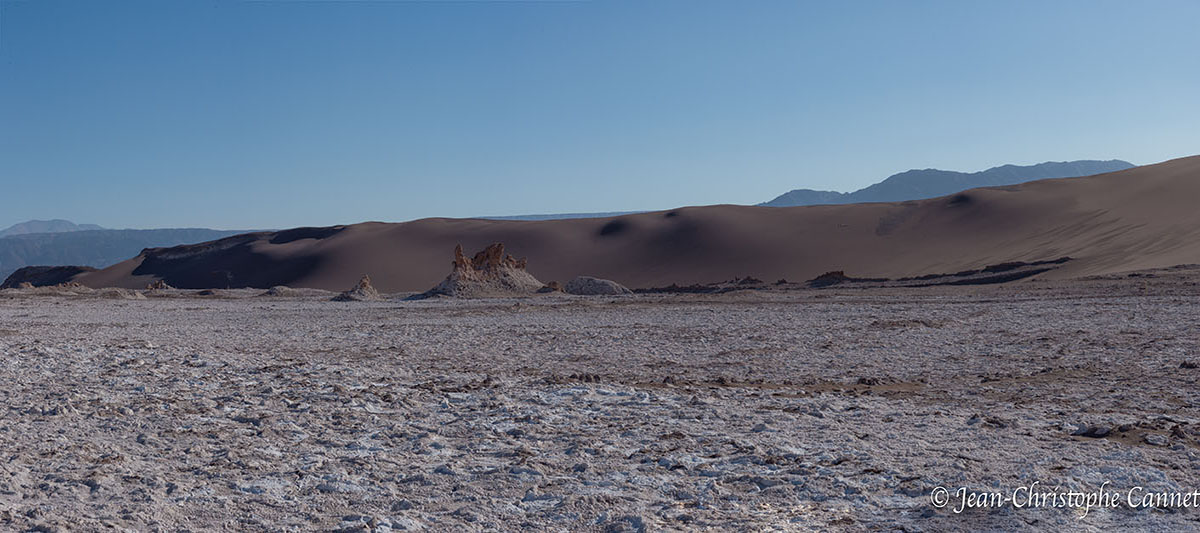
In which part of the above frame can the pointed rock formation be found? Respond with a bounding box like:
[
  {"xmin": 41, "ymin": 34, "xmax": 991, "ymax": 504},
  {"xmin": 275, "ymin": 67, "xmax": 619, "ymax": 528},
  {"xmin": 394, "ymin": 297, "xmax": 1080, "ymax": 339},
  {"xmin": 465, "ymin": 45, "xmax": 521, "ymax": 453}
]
[
  {"xmin": 332, "ymin": 275, "xmax": 382, "ymax": 301},
  {"xmin": 564, "ymin": 276, "xmax": 633, "ymax": 295},
  {"xmin": 417, "ymin": 243, "xmax": 544, "ymax": 298}
]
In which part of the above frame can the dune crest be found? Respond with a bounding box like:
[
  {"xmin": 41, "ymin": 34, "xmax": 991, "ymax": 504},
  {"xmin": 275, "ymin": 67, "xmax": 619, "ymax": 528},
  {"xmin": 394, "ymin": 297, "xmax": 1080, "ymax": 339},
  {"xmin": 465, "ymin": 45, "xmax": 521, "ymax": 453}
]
[{"xmin": 65, "ymin": 155, "xmax": 1200, "ymax": 292}]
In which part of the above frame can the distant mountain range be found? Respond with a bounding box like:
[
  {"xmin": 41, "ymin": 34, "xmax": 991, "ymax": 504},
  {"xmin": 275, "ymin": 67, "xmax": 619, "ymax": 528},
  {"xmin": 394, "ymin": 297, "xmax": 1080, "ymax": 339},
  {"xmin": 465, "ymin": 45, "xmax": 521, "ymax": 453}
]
[
  {"xmin": 0, "ymin": 159, "xmax": 1139, "ymax": 282},
  {"xmin": 761, "ymin": 160, "xmax": 1135, "ymax": 207},
  {"xmin": 0, "ymin": 225, "xmax": 249, "ymax": 282},
  {"xmin": 0, "ymin": 219, "xmax": 104, "ymax": 237},
  {"xmin": 486, "ymin": 160, "xmax": 1136, "ymax": 220},
  {"xmin": 29, "ymin": 155, "xmax": 1200, "ymax": 291}
]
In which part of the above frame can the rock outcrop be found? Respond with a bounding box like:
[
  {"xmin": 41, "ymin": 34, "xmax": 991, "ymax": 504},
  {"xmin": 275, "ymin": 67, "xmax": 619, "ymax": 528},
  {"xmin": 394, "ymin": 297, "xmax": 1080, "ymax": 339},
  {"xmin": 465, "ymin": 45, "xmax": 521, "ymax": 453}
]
[
  {"xmin": 146, "ymin": 280, "xmax": 174, "ymax": 290},
  {"xmin": 97, "ymin": 288, "xmax": 145, "ymax": 300},
  {"xmin": 537, "ymin": 281, "xmax": 564, "ymax": 293},
  {"xmin": 260, "ymin": 285, "xmax": 300, "ymax": 297},
  {"xmin": 332, "ymin": 275, "xmax": 382, "ymax": 301},
  {"xmin": 417, "ymin": 243, "xmax": 544, "ymax": 298},
  {"xmin": 807, "ymin": 271, "xmax": 853, "ymax": 288},
  {"xmin": 564, "ymin": 276, "xmax": 633, "ymax": 296}
]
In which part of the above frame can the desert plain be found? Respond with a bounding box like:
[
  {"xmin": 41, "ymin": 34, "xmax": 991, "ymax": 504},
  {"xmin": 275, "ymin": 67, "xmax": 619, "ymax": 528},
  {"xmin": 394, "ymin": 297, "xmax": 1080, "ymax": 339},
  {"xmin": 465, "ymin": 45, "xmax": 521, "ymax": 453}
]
[{"xmin": 2, "ymin": 266, "xmax": 1199, "ymax": 532}]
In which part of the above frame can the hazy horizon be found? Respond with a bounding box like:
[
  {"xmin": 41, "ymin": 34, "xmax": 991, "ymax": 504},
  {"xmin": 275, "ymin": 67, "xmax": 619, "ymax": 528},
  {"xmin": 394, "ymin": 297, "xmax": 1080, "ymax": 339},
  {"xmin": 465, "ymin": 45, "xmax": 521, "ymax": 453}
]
[
  {"xmin": 0, "ymin": 156, "xmax": 1155, "ymax": 232},
  {"xmin": 2, "ymin": 1, "xmax": 1198, "ymax": 230}
]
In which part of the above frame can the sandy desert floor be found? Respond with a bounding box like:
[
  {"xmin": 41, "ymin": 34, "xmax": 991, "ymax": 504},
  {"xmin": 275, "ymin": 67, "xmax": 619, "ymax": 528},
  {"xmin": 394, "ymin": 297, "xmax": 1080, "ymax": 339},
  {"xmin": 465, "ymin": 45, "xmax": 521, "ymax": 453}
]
[{"xmin": 2, "ymin": 267, "xmax": 1200, "ymax": 532}]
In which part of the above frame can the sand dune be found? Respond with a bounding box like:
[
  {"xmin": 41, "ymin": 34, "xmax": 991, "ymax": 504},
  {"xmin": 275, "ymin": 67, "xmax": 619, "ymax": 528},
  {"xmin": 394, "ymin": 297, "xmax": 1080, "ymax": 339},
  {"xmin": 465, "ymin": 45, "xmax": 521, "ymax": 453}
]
[{"xmin": 74, "ymin": 156, "xmax": 1200, "ymax": 292}]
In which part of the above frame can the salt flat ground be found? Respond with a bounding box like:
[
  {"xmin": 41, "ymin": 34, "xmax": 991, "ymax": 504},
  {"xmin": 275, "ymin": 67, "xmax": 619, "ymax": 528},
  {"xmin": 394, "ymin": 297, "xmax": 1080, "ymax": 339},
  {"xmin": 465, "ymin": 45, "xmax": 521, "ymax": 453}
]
[{"xmin": 2, "ymin": 268, "xmax": 1199, "ymax": 532}]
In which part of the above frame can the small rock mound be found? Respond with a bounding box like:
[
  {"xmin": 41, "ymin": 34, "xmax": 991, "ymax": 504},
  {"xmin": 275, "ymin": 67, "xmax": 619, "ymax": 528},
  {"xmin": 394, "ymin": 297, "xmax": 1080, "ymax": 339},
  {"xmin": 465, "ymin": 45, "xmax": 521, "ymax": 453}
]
[
  {"xmin": 537, "ymin": 281, "xmax": 564, "ymax": 293},
  {"xmin": 417, "ymin": 243, "xmax": 544, "ymax": 298},
  {"xmin": 96, "ymin": 288, "xmax": 145, "ymax": 300},
  {"xmin": 260, "ymin": 285, "xmax": 300, "ymax": 297},
  {"xmin": 565, "ymin": 276, "xmax": 632, "ymax": 296},
  {"xmin": 17, "ymin": 282, "xmax": 34, "ymax": 289},
  {"xmin": 333, "ymin": 275, "xmax": 382, "ymax": 301},
  {"xmin": 146, "ymin": 280, "xmax": 174, "ymax": 290},
  {"xmin": 808, "ymin": 271, "xmax": 853, "ymax": 288}
]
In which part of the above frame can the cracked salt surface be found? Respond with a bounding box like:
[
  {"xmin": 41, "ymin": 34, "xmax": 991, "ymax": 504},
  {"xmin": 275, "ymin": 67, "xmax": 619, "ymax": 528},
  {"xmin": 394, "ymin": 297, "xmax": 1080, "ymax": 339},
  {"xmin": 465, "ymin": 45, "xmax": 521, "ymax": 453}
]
[{"xmin": 1, "ymin": 269, "xmax": 1199, "ymax": 531}]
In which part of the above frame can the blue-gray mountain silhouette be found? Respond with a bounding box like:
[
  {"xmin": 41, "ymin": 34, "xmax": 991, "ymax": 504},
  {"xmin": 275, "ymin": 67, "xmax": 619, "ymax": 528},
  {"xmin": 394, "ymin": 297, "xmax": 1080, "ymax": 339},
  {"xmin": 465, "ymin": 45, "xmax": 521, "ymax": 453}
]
[
  {"xmin": 0, "ymin": 219, "xmax": 104, "ymax": 237},
  {"xmin": 761, "ymin": 160, "xmax": 1134, "ymax": 207},
  {"xmin": 0, "ymin": 227, "xmax": 249, "ymax": 281}
]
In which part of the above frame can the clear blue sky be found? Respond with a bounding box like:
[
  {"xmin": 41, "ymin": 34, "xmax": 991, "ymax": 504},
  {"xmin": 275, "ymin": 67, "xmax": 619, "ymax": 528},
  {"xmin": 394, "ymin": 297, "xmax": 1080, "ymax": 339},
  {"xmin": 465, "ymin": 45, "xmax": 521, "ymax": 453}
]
[{"xmin": 2, "ymin": 0, "xmax": 1197, "ymax": 230}]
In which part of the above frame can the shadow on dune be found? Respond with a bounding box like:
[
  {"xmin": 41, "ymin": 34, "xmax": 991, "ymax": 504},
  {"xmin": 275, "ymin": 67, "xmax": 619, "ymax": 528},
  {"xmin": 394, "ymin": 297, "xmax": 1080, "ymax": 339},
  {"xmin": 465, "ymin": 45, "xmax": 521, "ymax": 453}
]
[
  {"xmin": 132, "ymin": 233, "xmax": 325, "ymax": 289},
  {"xmin": 60, "ymin": 155, "xmax": 1200, "ymax": 292}
]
